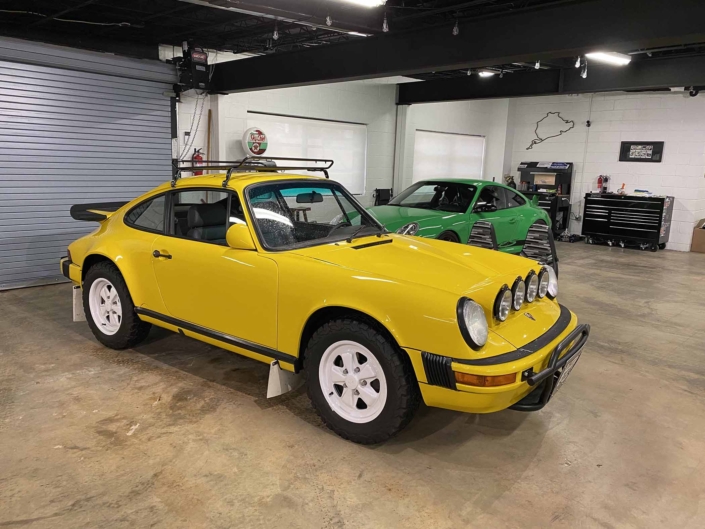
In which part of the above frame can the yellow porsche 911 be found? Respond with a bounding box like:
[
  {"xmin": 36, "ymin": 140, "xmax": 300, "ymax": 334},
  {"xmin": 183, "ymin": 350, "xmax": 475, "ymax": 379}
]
[{"xmin": 60, "ymin": 158, "xmax": 589, "ymax": 444}]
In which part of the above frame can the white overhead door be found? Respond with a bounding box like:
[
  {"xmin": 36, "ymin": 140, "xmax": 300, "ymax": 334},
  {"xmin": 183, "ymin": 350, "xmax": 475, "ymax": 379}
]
[
  {"xmin": 0, "ymin": 39, "xmax": 175, "ymax": 290},
  {"xmin": 412, "ymin": 129, "xmax": 485, "ymax": 182}
]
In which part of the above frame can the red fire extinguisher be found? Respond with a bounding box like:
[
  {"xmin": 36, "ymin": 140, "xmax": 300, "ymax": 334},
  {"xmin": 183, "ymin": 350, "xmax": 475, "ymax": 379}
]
[
  {"xmin": 192, "ymin": 148, "xmax": 204, "ymax": 175},
  {"xmin": 597, "ymin": 175, "xmax": 603, "ymax": 193}
]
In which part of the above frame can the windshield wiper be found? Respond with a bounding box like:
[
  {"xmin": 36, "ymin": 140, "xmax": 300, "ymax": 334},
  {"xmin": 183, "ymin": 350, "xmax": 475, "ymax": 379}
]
[{"xmin": 346, "ymin": 225, "xmax": 385, "ymax": 244}]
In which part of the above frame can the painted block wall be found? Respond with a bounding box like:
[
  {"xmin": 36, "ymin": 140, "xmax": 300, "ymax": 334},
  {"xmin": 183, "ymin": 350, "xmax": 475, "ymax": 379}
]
[
  {"xmin": 398, "ymin": 99, "xmax": 509, "ymax": 190},
  {"xmin": 506, "ymin": 93, "xmax": 705, "ymax": 251}
]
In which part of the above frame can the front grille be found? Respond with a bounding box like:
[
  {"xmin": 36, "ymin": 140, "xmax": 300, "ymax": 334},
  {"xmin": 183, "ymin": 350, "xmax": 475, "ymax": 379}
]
[{"xmin": 422, "ymin": 352, "xmax": 456, "ymax": 390}]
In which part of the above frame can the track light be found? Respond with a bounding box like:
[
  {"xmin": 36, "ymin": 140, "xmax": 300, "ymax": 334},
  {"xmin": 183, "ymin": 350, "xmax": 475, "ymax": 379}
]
[
  {"xmin": 499, "ymin": 69, "xmax": 504, "ymax": 78},
  {"xmin": 326, "ymin": 15, "xmax": 332, "ymax": 26},
  {"xmin": 581, "ymin": 59, "xmax": 588, "ymax": 79},
  {"xmin": 467, "ymin": 69, "xmax": 472, "ymax": 76},
  {"xmin": 535, "ymin": 60, "xmax": 540, "ymax": 69},
  {"xmin": 382, "ymin": 13, "xmax": 389, "ymax": 32},
  {"xmin": 273, "ymin": 22, "xmax": 279, "ymax": 41},
  {"xmin": 575, "ymin": 56, "xmax": 581, "ymax": 68},
  {"xmin": 585, "ymin": 51, "xmax": 631, "ymax": 66},
  {"xmin": 479, "ymin": 70, "xmax": 495, "ymax": 77},
  {"xmin": 452, "ymin": 19, "xmax": 459, "ymax": 36}
]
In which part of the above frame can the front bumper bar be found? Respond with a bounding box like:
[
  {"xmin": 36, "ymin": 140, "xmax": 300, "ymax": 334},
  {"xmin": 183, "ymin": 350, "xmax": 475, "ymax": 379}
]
[{"xmin": 509, "ymin": 323, "xmax": 590, "ymax": 412}]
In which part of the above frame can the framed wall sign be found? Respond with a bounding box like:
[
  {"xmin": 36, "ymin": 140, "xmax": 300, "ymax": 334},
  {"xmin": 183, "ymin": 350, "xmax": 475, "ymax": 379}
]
[{"xmin": 619, "ymin": 141, "xmax": 664, "ymax": 163}]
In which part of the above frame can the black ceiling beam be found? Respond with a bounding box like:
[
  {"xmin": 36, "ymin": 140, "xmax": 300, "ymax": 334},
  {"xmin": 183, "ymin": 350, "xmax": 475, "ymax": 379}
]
[
  {"xmin": 397, "ymin": 55, "xmax": 705, "ymax": 104},
  {"xmin": 210, "ymin": 0, "xmax": 705, "ymax": 93}
]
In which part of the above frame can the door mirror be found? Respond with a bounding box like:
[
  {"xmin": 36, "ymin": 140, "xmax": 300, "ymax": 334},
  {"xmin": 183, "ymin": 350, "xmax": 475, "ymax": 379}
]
[{"xmin": 226, "ymin": 223, "xmax": 256, "ymax": 250}]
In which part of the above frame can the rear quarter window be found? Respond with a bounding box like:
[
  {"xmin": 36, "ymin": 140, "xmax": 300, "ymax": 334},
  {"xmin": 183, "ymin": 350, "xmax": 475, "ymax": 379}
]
[{"xmin": 125, "ymin": 195, "xmax": 165, "ymax": 232}]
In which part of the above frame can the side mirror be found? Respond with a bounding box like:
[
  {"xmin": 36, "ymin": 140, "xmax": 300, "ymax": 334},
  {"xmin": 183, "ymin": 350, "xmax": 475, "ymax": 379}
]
[{"xmin": 226, "ymin": 223, "xmax": 256, "ymax": 250}]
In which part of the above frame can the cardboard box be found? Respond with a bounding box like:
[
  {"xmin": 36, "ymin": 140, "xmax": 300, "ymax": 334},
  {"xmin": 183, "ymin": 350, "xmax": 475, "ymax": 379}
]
[{"xmin": 692, "ymin": 219, "xmax": 705, "ymax": 253}]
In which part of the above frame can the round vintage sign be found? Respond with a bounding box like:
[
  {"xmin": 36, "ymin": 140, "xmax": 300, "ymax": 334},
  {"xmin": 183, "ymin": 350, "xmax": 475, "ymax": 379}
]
[{"xmin": 242, "ymin": 128, "xmax": 268, "ymax": 155}]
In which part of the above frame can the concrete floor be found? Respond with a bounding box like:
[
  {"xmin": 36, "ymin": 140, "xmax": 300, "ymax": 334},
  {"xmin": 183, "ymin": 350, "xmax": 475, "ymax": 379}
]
[{"xmin": 1, "ymin": 243, "xmax": 705, "ymax": 528}]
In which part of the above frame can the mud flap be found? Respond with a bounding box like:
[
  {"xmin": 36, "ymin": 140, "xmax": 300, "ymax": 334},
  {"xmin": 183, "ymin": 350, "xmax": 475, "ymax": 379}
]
[
  {"xmin": 73, "ymin": 285, "xmax": 86, "ymax": 322},
  {"xmin": 267, "ymin": 360, "xmax": 304, "ymax": 398},
  {"xmin": 521, "ymin": 223, "xmax": 559, "ymax": 276}
]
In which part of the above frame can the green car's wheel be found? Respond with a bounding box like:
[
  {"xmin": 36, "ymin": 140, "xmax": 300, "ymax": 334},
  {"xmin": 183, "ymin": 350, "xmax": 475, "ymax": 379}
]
[
  {"xmin": 304, "ymin": 318, "xmax": 420, "ymax": 444},
  {"xmin": 438, "ymin": 231, "xmax": 460, "ymax": 243}
]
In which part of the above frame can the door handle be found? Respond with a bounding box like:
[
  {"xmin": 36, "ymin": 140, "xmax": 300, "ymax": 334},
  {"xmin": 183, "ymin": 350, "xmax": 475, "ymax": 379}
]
[
  {"xmin": 152, "ymin": 250, "xmax": 172, "ymax": 259},
  {"xmin": 509, "ymin": 218, "xmax": 517, "ymax": 224}
]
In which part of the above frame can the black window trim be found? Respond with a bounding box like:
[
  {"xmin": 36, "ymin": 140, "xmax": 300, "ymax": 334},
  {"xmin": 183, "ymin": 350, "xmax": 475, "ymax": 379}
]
[
  {"xmin": 504, "ymin": 187, "xmax": 527, "ymax": 209},
  {"xmin": 123, "ymin": 192, "xmax": 169, "ymax": 235},
  {"xmin": 243, "ymin": 178, "xmax": 384, "ymax": 253}
]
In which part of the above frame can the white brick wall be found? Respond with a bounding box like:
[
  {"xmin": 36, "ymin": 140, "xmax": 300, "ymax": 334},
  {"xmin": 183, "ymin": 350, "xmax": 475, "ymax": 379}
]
[
  {"xmin": 206, "ymin": 81, "xmax": 397, "ymax": 207},
  {"xmin": 506, "ymin": 93, "xmax": 705, "ymax": 251}
]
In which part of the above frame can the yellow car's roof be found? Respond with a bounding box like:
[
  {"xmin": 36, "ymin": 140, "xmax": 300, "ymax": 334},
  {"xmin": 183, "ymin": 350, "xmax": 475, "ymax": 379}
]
[{"xmin": 157, "ymin": 172, "xmax": 328, "ymax": 193}]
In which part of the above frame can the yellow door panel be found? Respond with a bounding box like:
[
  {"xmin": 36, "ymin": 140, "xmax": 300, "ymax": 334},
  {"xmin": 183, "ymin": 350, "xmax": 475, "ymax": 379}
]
[{"xmin": 150, "ymin": 236, "xmax": 278, "ymax": 349}]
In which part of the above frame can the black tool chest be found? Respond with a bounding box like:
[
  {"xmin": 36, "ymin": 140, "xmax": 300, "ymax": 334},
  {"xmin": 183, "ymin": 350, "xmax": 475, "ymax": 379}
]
[
  {"xmin": 581, "ymin": 194, "xmax": 674, "ymax": 251},
  {"xmin": 522, "ymin": 192, "xmax": 571, "ymax": 234}
]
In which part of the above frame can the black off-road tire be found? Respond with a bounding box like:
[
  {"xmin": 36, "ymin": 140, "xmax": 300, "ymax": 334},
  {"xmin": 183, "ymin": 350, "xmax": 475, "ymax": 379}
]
[
  {"xmin": 82, "ymin": 261, "xmax": 151, "ymax": 350},
  {"xmin": 438, "ymin": 231, "xmax": 460, "ymax": 243},
  {"xmin": 304, "ymin": 319, "xmax": 420, "ymax": 444}
]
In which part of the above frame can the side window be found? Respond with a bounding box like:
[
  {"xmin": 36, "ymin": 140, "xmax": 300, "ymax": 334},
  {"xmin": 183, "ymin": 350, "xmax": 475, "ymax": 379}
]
[
  {"xmin": 171, "ymin": 190, "xmax": 229, "ymax": 245},
  {"xmin": 505, "ymin": 189, "xmax": 526, "ymax": 208},
  {"xmin": 475, "ymin": 186, "xmax": 507, "ymax": 211},
  {"xmin": 125, "ymin": 195, "xmax": 165, "ymax": 232}
]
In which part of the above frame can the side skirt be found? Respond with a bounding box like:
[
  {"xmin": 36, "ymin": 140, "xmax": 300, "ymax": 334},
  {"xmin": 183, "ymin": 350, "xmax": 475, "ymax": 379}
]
[{"xmin": 134, "ymin": 307, "xmax": 302, "ymax": 372}]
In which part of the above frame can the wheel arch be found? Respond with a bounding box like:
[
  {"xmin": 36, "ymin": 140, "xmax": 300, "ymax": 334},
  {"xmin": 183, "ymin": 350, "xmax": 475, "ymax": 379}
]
[
  {"xmin": 437, "ymin": 230, "xmax": 461, "ymax": 243},
  {"xmin": 81, "ymin": 253, "xmax": 119, "ymax": 282},
  {"xmin": 299, "ymin": 306, "xmax": 409, "ymax": 368}
]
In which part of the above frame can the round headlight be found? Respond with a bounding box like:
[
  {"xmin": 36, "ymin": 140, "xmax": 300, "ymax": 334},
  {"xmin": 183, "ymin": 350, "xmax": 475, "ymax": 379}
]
[
  {"xmin": 537, "ymin": 268, "xmax": 550, "ymax": 298},
  {"xmin": 494, "ymin": 285, "xmax": 512, "ymax": 322},
  {"xmin": 457, "ymin": 298, "xmax": 488, "ymax": 349},
  {"xmin": 525, "ymin": 271, "xmax": 539, "ymax": 302},
  {"xmin": 546, "ymin": 265, "xmax": 558, "ymax": 299},
  {"xmin": 396, "ymin": 222, "xmax": 419, "ymax": 235},
  {"xmin": 511, "ymin": 277, "xmax": 525, "ymax": 310}
]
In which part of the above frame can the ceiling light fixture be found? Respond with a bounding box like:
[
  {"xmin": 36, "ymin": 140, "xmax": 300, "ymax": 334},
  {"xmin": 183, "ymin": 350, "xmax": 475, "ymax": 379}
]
[
  {"xmin": 326, "ymin": 15, "xmax": 332, "ymax": 26},
  {"xmin": 348, "ymin": 31, "xmax": 369, "ymax": 37},
  {"xmin": 499, "ymin": 69, "xmax": 504, "ymax": 78},
  {"xmin": 343, "ymin": 0, "xmax": 386, "ymax": 7},
  {"xmin": 535, "ymin": 60, "xmax": 540, "ymax": 69},
  {"xmin": 273, "ymin": 22, "xmax": 279, "ymax": 41},
  {"xmin": 575, "ymin": 56, "xmax": 581, "ymax": 68},
  {"xmin": 452, "ymin": 19, "xmax": 459, "ymax": 36},
  {"xmin": 585, "ymin": 51, "xmax": 631, "ymax": 66},
  {"xmin": 382, "ymin": 13, "xmax": 389, "ymax": 32},
  {"xmin": 581, "ymin": 60, "xmax": 588, "ymax": 79},
  {"xmin": 467, "ymin": 69, "xmax": 472, "ymax": 76},
  {"xmin": 479, "ymin": 70, "xmax": 495, "ymax": 77}
]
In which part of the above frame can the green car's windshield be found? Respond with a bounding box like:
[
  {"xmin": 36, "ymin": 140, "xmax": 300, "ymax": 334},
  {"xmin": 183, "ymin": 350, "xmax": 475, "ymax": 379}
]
[
  {"xmin": 247, "ymin": 181, "xmax": 384, "ymax": 250},
  {"xmin": 388, "ymin": 181, "xmax": 477, "ymax": 213}
]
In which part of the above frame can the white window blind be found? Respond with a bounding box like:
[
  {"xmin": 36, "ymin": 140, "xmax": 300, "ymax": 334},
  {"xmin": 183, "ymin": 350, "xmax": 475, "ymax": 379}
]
[
  {"xmin": 412, "ymin": 130, "xmax": 485, "ymax": 182},
  {"xmin": 246, "ymin": 113, "xmax": 367, "ymax": 194}
]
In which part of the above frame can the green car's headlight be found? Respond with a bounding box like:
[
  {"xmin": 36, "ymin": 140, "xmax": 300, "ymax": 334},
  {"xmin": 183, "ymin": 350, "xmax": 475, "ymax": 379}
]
[
  {"xmin": 457, "ymin": 297, "xmax": 488, "ymax": 349},
  {"xmin": 396, "ymin": 222, "xmax": 419, "ymax": 235}
]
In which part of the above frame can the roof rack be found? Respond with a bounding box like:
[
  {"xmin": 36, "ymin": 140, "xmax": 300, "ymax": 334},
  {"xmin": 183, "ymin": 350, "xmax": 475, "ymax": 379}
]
[{"xmin": 171, "ymin": 156, "xmax": 334, "ymax": 188}]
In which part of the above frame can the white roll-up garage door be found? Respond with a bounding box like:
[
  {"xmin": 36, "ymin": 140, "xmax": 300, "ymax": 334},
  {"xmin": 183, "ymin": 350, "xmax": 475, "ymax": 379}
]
[{"xmin": 0, "ymin": 38, "xmax": 175, "ymax": 289}]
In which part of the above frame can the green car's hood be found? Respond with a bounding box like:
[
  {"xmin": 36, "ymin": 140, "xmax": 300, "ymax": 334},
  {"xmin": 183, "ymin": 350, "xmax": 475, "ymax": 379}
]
[{"xmin": 367, "ymin": 205, "xmax": 464, "ymax": 237}]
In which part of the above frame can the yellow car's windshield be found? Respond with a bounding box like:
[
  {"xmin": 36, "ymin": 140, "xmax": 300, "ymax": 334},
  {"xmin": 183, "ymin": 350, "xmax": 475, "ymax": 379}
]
[{"xmin": 246, "ymin": 181, "xmax": 384, "ymax": 250}]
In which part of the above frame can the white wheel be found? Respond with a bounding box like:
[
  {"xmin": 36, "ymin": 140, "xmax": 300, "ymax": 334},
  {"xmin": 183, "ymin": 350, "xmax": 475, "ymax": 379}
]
[
  {"xmin": 88, "ymin": 278, "xmax": 122, "ymax": 336},
  {"xmin": 318, "ymin": 340, "xmax": 388, "ymax": 424}
]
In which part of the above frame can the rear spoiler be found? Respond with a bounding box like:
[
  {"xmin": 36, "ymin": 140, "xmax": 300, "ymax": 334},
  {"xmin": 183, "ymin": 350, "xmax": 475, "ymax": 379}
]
[{"xmin": 70, "ymin": 201, "xmax": 128, "ymax": 222}]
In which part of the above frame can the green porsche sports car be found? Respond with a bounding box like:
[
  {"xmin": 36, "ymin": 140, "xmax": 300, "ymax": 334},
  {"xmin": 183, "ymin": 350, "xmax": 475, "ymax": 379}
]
[{"xmin": 368, "ymin": 179, "xmax": 552, "ymax": 255}]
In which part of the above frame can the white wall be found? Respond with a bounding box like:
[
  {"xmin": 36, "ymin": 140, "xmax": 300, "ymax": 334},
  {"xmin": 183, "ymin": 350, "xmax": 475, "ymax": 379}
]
[
  {"xmin": 506, "ymin": 93, "xmax": 705, "ymax": 251},
  {"xmin": 207, "ymin": 81, "xmax": 398, "ymax": 206},
  {"xmin": 397, "ymin": 99, "xmax": 509, "ymax": 190}
]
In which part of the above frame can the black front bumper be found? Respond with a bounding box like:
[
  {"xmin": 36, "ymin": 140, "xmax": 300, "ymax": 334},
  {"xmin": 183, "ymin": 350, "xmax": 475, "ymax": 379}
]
[
  {"xmin": 61, "ymin": 257, "xmax": 71, "ymax": 280},
  {"xmin": 510, "ymin": 323, "xmax": 590, "ymax": 412}
]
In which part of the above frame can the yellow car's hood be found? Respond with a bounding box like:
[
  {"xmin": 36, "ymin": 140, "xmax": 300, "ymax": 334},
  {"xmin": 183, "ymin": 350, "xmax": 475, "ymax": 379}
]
[{"xmin": 290, "ymin": 234, "xmax": 530, "ymax": 296}]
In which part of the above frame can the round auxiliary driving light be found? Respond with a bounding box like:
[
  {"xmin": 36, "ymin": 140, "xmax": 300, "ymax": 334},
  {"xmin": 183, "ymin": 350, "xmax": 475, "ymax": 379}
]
[
  {"xmin": 457, "ymin": 298, "xmax": 488, "ymax": 349},
  {"xmin": 525, "ymin": 271, "xmax": 539, "ymax": 302},
  {"xmin": 537, "ymin": 268, "xmax": 550, "ymax": 298},
  {"xmin": 511, "ymin": 277, "xmax": 525, "ymax": 310},
  {"xmin": 494, "ymin": 285, "xmax": 512, "ymax": 322},
  {"xmin": 546, "ymin": 265, "xmax": 558, "ymax": 299}
]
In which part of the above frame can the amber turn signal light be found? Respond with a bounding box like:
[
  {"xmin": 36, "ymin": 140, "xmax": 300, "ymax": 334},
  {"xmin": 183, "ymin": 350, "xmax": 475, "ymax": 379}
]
[{"xmin": 454, "ymin": 372, "xmax": 517, "ymax": 387}]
